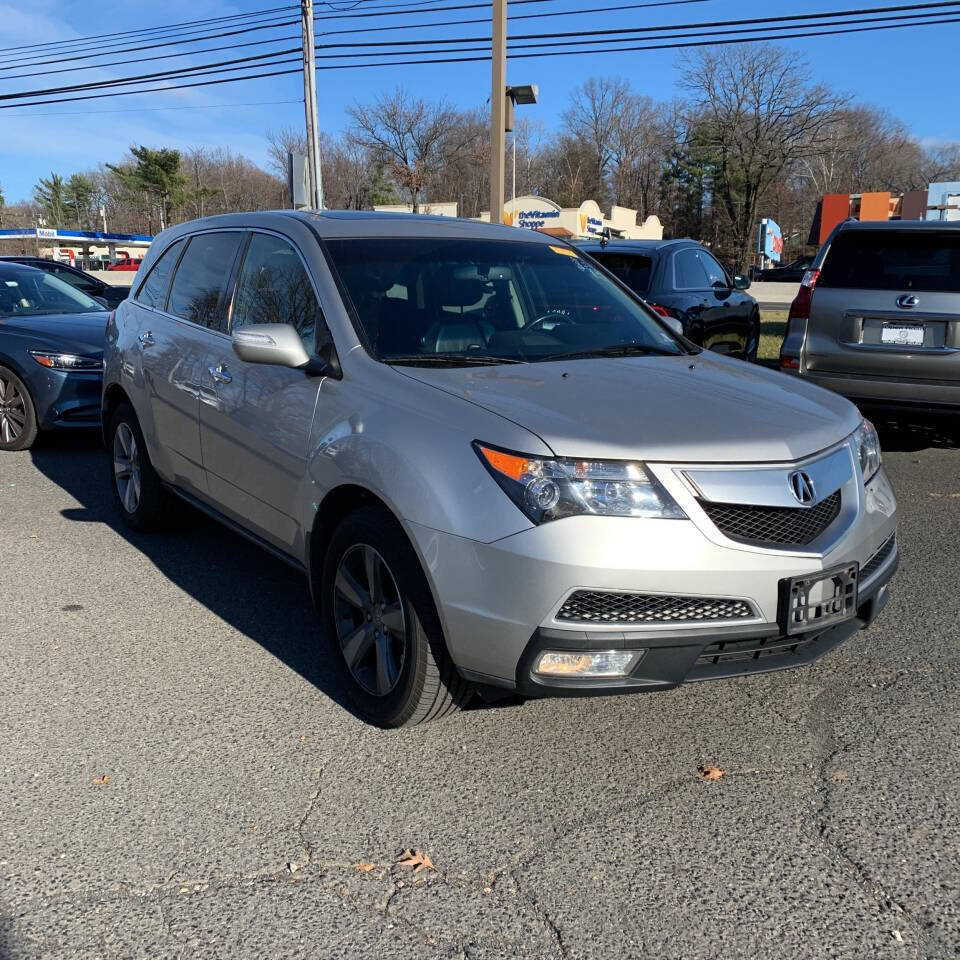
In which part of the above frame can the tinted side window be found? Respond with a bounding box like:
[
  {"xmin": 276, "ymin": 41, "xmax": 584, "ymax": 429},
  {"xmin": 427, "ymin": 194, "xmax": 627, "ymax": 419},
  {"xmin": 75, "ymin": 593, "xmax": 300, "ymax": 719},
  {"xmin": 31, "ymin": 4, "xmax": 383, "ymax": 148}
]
[
  {"xmin": 699, "ymin": 251, "xmax": 729, "ymax": 287},
  {"xmin": 135, "ymin": 239, "xmax": 184, "ymax": 309},
  {"xmin": 592, "ymin": 253, "xmax": 653, "ymax": 294},
  {"xmin": 167, "ymin": 232, "xmax": 243, "ymax": 329},
  {"xmin": 674, "ymin": 248, "xmax": 710, "ymax": 289},
  {"xmin": 52, "ymin": 266, "xmax": 100, "ymax": 295},
  {"xmin": 818, "ymin": 230, "xmax": 960, "ymax": 292},
  {"xmin": 231, "ymin": 233, "xmax": 321, "ymax": 351}
]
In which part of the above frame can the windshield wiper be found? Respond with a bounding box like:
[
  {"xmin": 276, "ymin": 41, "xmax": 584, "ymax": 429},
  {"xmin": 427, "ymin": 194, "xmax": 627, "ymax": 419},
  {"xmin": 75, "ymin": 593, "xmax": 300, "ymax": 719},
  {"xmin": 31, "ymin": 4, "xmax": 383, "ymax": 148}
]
[
  {"xmin": 384, "ymin": 354, "xmax": 527, "ymax": 367},
  {"xmin": 543, "ymin": 343, "xmax": 683, "ymax": 362}
]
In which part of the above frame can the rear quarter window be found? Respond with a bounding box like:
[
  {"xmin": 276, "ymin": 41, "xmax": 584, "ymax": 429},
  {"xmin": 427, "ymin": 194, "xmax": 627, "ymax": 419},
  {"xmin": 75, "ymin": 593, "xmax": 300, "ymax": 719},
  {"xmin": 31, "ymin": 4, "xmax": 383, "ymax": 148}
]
[{"xmin": 818, "ymin": 230, "xmax": 960, "ymax": 292}]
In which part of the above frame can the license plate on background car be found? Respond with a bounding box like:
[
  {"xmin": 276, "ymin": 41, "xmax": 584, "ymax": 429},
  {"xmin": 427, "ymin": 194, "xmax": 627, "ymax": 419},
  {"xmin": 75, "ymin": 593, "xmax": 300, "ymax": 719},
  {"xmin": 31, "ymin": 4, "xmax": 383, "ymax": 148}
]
[
  {"xmin": 881, "ymin": 324, "xmax": 924, "ymax": 346},
  {"xmin": 781, "ymin": 564, "xmax": 858, "ymax": 636}
]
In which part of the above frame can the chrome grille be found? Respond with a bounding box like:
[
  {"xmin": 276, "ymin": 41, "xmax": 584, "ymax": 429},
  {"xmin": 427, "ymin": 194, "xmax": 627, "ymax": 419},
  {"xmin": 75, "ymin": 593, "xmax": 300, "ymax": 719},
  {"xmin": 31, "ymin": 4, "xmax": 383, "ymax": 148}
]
[
  {"xmin": 861, "ymin": 534, "xmax": 896, "ymax": 580},
  {"xmin": 556, "ymin": 592, "xmax": 754, "ymax": 625},
  {"xmin": 699, "ymin": 490, "xmax": 841, "ymax": 547}
]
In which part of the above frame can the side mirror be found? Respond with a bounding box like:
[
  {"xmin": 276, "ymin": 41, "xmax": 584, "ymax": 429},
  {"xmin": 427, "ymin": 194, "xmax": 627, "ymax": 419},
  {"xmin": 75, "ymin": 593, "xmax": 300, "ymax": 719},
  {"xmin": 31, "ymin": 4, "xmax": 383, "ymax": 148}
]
[
  {"xmin": 232, "ymin": 323, "xmax": 311, "ymax": 369},
  {"xmin": 663, "ymin": 315, "xmax": 684, "ymax": 337},
  {"xmin": 733, "ymin": 275, "xmax": 751, "ymax": 290}
]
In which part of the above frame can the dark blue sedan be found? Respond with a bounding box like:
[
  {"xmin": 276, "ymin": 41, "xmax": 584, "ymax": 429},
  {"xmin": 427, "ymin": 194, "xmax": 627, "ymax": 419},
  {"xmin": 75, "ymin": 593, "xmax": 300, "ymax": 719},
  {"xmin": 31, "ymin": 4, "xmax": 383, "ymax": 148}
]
[{"xmin": 0, "ymin": 260, "xmax": 108, "ymax": 451}]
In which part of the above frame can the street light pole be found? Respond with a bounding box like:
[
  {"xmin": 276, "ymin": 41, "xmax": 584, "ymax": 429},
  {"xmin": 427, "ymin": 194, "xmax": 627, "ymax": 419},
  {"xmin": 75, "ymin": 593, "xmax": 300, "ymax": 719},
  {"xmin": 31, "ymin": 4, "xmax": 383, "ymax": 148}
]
[
  {"xmin": 301, "ymin": 0, "xmax": 323, "ymax": 209},
  {"xmin": 489, "ymin": 0, "xmax": 507, "ymax": 224}
]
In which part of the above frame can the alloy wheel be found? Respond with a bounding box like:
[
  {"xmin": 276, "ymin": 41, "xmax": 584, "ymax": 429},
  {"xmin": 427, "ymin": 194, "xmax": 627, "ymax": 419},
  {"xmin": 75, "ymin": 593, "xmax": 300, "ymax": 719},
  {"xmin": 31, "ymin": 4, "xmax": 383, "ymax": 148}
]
[
  {"xmin": 113, "ymin": 422, "xmax": 142, "ymax": 515},
  {"xmin": 333, "ymin": 544, "xmax": 407, "ymax": 697},
  {"xmin": 0, "ymin": 374, "xmax": 27, "ymax": 445}
]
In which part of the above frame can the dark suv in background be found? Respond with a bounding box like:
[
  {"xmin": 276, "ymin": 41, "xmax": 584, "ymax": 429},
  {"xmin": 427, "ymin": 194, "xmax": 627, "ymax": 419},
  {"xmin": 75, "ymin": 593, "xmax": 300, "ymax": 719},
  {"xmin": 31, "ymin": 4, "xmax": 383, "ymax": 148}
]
[
  {"xmin": 780, "ymin": 220, "xmax": 959, "ymax": 414},
  {"xmin": 579, "ymin": 239, "xmax": 760, "ymax": 360}
]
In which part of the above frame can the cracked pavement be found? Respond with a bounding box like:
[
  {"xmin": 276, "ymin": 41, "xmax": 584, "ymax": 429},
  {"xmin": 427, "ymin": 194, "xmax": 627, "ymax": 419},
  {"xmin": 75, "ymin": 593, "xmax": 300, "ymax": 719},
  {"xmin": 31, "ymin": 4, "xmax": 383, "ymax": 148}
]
[{"xmin": 0, "ymin": 420, "xmax": 958, "ymax": 959}]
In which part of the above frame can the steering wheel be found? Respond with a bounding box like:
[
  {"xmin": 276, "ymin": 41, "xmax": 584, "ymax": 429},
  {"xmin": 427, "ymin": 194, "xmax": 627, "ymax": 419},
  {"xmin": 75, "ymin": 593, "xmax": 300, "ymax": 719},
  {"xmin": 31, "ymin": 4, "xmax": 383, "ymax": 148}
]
[{"xmin": 524, "ymin": 312, "xmax": 575, "ymax": 334}]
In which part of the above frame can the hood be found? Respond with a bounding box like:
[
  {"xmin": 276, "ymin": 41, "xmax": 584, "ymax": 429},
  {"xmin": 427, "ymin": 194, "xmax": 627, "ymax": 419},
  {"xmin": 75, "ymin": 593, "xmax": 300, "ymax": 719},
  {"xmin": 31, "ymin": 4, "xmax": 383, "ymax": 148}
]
[
  {"xmin": 395, "ymin": 352, "xmax": 861, "ymax": 463},
  {"xmin": 0, "ymin": 311, "xmax": 108, "ymax": 356}
]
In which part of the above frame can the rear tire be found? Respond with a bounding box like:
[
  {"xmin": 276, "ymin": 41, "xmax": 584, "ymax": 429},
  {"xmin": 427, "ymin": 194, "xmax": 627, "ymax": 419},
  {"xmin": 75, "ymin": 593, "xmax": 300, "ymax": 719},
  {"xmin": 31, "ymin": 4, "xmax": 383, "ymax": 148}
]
[
  {"xmin": 0, "ymin": 365, "xmax": 38, "ymax": 452},
  {"xmin": 108, "ymin": 403, "xmax": 167, "ymax": 531},
  {"xmin": 321, "ymin": 505, "xmax": 473, "ymax": 727}
]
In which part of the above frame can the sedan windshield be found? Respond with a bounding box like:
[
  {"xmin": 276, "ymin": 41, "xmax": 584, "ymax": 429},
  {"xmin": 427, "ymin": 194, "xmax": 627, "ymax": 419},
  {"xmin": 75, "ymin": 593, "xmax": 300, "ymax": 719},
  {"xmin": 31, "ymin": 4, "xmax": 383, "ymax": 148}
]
[
  {"xmin": 324, "ymin": 237, "xmax": 684, "ymax": 365},
  {"xmin": 0, "ymin": 265, "xmax": 103, "ymax": 318}
]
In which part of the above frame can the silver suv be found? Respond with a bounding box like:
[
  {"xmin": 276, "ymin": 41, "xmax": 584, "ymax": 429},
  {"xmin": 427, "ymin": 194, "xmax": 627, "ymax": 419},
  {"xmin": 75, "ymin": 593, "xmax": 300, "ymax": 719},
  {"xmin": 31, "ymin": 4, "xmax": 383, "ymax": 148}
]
[
  {"xmin": 780, "ymin": 219, "xmax": 960, "ymax": 412},
  {"xmin": 102, "ymin": 212, "xmax": 898, "ymax": 727}
]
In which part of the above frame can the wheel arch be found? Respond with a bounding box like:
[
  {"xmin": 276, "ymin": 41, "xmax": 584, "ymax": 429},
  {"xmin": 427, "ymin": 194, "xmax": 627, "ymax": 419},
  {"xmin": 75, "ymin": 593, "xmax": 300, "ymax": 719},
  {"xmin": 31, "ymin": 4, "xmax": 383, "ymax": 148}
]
[
  {"xmin": 101, "ymin": 382, "xmax": 133, "ymax": 446},
  {"xmin": 306, "ymin": 483, "xmax": 451, "ymax": 648}
]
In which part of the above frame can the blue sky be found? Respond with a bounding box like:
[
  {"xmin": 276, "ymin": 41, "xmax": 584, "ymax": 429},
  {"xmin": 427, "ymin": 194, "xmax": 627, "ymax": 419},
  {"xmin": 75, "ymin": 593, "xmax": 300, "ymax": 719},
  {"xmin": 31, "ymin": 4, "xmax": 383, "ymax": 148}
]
[{"xmin": 1, "ymin": 0, "xmax": 958, "ymax": 202}]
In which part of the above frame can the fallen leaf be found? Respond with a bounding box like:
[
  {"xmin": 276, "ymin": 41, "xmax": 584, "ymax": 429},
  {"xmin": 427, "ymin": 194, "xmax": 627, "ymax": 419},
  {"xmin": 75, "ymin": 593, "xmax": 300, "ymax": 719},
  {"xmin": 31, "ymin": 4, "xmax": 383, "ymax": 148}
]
[
  {"xmin": 92, "ymin": 775, "xmax": 110, "ymax": 786},
  {"xmin": 354, "ymin": 862, "xmax": 375, "ymax": 873},
  {"xmin": 298, "ymin": 735, "xmax": 307, "ymax": 743},
  {"xmin": 697, "ymin": 764, "xmax": 725, "ymax": 782},
  {"xmin": 396, "ymin": 848, "xmax": 435, "ymax": 874},
  {"xmin": 833, "ymin": 770, "xmax": 848, "ymax": 781},
  {"xmin": 892, "ymin": 929, "xmax": 903, "ymax": 943}
]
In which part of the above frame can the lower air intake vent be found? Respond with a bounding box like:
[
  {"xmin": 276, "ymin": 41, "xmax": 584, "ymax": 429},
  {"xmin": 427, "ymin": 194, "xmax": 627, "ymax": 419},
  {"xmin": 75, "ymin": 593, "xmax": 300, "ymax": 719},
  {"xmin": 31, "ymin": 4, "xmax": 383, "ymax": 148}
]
[{"xmin": 556, "ymin": 592, "xmax": 754, "ymax": 625}]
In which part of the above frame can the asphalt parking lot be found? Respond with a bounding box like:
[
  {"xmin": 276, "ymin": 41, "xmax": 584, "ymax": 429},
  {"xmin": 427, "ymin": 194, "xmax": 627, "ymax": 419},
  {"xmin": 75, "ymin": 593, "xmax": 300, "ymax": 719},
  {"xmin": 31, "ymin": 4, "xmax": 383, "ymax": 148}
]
[{"xmin": 1, "ymin": 418, "xmax": 958, "ymax": 960}]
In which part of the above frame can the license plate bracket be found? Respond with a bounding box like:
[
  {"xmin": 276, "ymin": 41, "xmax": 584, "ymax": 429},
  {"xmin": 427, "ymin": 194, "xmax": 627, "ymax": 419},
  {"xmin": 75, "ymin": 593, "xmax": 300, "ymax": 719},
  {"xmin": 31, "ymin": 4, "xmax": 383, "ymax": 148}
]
[
  {"xmin": 780, "ymin": 564, "xmax": 858, "ymax": 636},
  {"xmin": 880, "ymin": 324, "xmax": 924, "ymax": 346}
]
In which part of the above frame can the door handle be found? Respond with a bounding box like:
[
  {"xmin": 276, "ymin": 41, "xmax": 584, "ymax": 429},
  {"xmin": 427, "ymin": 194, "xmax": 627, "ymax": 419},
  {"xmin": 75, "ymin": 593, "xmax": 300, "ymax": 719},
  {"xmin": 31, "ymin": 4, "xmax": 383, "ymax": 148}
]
[
  {"xmin": 138, "ymin": 331, "xmax": 155, "ymax": 347},
  {"xmin": 208, "ymin": 364, "xmax": 233, "ymax": 385}
]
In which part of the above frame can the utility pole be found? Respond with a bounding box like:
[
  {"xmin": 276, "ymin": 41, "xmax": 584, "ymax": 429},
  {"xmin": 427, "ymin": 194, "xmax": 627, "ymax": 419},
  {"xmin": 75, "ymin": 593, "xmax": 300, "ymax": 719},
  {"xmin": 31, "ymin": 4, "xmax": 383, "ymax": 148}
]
[
  {"xmin": 301, "ymin": 0, "xmax": 323, "ymax": 209},
  {"xmin": 489, "ymin": 0, "xmax": 507, "ymax": 224}
]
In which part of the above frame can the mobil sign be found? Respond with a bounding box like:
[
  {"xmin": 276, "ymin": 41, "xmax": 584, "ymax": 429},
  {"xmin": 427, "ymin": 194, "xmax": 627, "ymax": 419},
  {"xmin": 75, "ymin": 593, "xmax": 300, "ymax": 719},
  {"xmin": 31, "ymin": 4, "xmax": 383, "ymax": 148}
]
[{"xmin": 758, "ymin": 218, "xmax": 783, "ymax": 261}]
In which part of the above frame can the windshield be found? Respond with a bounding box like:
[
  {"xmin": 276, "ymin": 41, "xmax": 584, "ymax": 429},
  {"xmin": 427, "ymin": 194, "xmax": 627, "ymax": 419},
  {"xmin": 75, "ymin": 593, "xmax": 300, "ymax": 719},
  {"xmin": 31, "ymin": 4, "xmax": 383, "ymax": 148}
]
[
  {"xmin": 0, "ymin": 265, "xmax": 103, "ymax": 318},
  {"xmin": 324, "ymin": 237, "xmax": 684, "ymax": 365}
]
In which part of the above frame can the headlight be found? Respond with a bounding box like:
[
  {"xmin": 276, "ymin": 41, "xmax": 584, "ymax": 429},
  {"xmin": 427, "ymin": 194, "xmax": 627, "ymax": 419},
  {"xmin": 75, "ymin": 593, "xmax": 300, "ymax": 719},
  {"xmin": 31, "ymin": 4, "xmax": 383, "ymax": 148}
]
[
  {"xmin": 475, "ymin": 442, "xmax": 686, "ymax": 524},
  {"xmin": 29, "ymin": 350, "xmax": 103, "ymax": 371},
  {"xmin": 852, "ymin": 419, "xmax": 881, "ymax": 483}
]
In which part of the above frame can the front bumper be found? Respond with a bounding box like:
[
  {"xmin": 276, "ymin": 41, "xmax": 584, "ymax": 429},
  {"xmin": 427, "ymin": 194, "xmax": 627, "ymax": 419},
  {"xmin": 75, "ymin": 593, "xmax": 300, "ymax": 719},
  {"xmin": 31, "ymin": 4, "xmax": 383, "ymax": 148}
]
[
  {"xmin": 405, "ymin": 465, "xmax": 898, "ymax": 693},
  {"xmin": 24, "ymin": 367, "xmax": 103, "ymax": 430}
]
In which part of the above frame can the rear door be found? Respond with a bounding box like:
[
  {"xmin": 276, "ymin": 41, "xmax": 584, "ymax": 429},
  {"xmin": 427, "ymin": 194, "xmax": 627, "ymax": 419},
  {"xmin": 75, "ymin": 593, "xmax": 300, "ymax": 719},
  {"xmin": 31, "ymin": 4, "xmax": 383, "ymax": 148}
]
[
  {"xmin": 199, "ymin": 230, "xmax": 325, "ymax": 554},
  {"xmin": 806, "ymin": 229, "xmax": 960, "ymax": 381},
  {"xmin": 136, "ymin": 231, "xmax": 243, "ymax": 493}
]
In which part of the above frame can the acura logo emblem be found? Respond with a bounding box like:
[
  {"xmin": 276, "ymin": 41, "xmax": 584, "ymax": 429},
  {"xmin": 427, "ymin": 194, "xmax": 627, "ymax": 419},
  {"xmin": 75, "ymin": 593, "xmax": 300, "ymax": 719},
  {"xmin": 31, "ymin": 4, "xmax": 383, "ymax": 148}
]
[
  {"xmin": 788, "ymin": 470, "xmax": 816, "ymax": 505},
  {"xmin": 896, "ymin": 294, "xmax": 919, "ymax": 309}
]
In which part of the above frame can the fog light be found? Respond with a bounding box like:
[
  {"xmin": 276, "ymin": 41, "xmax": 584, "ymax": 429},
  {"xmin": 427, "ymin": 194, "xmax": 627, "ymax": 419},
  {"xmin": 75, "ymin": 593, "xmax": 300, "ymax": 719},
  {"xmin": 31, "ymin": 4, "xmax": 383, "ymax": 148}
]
[{"xmin": 534, "ymin": 649, "xmax": 644, "ymax": 678}]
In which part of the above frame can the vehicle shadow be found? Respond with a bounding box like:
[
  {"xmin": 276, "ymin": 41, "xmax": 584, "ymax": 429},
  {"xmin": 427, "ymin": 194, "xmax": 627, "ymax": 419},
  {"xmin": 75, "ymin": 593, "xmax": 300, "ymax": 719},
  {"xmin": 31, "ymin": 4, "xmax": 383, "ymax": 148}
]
[
  {"xmin": 867, "ymin": 411, "xmax": 960, "ymax": 452},
  {"xmin": 29, "ymin": 431, "xmax": 518, "ymax": 723},
  {"xmin": 30, "ymin": 430, "xmax": 363, "ymax": 718}
]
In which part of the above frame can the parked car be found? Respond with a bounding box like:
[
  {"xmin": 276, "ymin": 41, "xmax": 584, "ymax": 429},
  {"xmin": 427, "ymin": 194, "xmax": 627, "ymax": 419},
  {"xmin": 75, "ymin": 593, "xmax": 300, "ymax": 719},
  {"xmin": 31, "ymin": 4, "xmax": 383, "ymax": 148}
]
[
  {"xmin": 102, "ymin": 212, "xmax": 898, "ymax": 727},
  {"xmin": 0, "ymin": 261, "xmax": 108, "ymax": 451},
  {"xmin": 752, "ymin": 256, "xmax": 815, "ymax": 283},
  {"xmin": 578, "ymin": 238, "xmax": 760, "ymax": 360},
  {"xmin": 779, "ymin": 220, "xmax": 960, "ymax": 413},
  {"xmin": 0, "ymin": 256, "xmax": 128, "ymax": 308},
  {"xmin": 107, "ymin": 257, "xmax": 143, "ymax": 272}
]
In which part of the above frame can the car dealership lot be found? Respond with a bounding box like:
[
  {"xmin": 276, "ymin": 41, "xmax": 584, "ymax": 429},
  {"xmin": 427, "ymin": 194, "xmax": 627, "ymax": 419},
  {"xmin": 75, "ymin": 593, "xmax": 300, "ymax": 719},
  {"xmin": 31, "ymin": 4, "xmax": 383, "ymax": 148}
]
[{"xmin": 0, "ymin": 424, "xmax": 958, "ymax": 959}]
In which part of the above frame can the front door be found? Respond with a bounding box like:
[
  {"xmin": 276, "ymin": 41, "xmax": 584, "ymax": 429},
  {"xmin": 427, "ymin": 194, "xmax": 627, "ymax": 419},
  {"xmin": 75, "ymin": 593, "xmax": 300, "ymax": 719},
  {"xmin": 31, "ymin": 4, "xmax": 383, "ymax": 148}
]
[{"xmin": 200, "ymin": 232, "xmax": 325, "ymax": 555}]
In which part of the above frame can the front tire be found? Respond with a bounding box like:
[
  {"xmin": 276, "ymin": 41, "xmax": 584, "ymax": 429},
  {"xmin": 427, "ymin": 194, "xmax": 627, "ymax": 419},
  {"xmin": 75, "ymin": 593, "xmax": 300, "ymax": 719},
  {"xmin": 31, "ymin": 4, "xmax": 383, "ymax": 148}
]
[
  {"xmin": 0, "ymin": 365, "xmax": 38, "ymax": 451},
  {"xmin": 321, "ymin": 505, "xmax": 473, "ymax": 727},
  {"xmin": 108, "ymin": 403, "xmax": 167, "ymax": 531}
]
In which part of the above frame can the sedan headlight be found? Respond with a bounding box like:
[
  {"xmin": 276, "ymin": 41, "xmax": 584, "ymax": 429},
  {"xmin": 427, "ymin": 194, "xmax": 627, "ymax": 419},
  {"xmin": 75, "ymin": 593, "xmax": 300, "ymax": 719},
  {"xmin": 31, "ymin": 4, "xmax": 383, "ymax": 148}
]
[
  {"xmin": 852, "ymin": 419, "xmax": 881, "ymax": 483},
  {"xmin": 29, "ymin": 350, "xmax": 103, "ymax": 371},
  {"xmin": 475, "ymin": 442, "xmax": 686, "ymax": 524}
]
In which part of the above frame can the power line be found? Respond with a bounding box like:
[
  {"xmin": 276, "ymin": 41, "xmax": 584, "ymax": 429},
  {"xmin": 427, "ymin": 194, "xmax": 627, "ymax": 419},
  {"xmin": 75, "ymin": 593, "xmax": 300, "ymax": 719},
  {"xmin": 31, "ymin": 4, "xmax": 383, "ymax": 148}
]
[
  {"xmin": 2, "ymin": 9, "xmax": 958, "ymax": 111},
  {"xmin": 6, "ymin": 99, "xmax": 302, "ymax": 118},
  {"xmin": 0, "ymin": 0, "xmax": 705, "ymax": 70}
]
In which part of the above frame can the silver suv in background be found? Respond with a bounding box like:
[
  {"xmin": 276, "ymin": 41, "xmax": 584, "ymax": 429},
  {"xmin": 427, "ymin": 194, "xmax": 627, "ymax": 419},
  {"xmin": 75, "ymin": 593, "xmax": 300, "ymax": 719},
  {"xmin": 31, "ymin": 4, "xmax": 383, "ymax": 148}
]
[
  {"xmin": 102, "ymin": 212, "xmax": 898, "ymax": 727},
  {"xmin": 780, "ymin": 220, "xmax": 960, "ymax": 413}
]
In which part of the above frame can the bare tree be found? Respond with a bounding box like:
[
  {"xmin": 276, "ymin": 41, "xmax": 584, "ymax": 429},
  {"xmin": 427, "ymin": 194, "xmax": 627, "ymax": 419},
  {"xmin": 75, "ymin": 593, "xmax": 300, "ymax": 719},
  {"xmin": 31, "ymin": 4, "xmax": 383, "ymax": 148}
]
[
  {"xmin": 680, "ymin": 45, "xmax": 845, "ymax": 270},
  {"xmin": 347, "ymin": 88, "xmax": 470, "ymax": 211}
]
